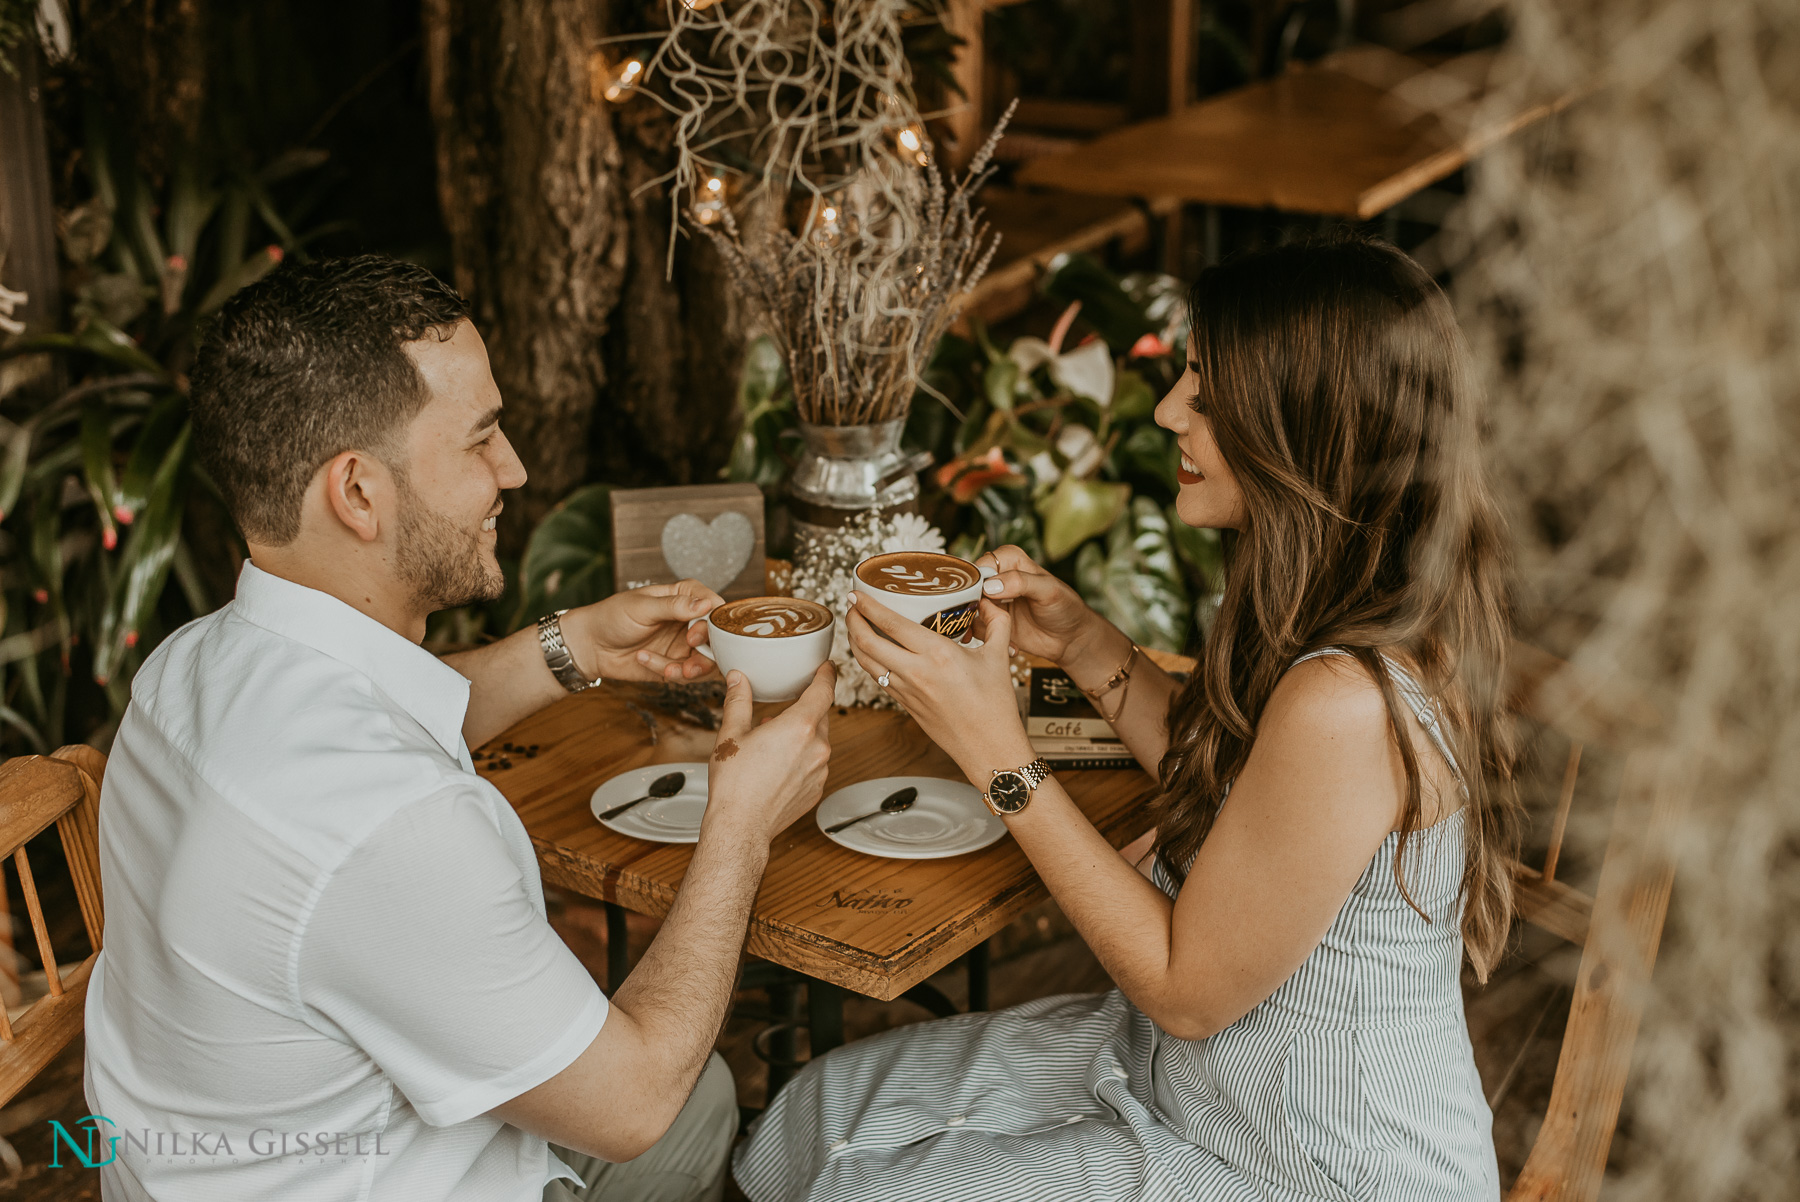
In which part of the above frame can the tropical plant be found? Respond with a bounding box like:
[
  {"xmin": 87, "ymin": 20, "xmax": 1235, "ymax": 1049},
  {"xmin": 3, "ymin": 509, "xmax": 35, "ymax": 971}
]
[
  {"xmin": 725, "ymin": 252, "xmax": 1224, "ymax": 653},
  {"xmin": 0, "ymin": 109, "xmax": 328, "ymax": 755}
]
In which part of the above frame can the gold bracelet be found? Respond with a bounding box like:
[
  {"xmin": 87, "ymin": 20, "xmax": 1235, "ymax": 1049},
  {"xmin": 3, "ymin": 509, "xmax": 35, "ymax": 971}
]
[{"xmin": 1079, "ymin": 643, "xmax": 1139, "ymax": 725}]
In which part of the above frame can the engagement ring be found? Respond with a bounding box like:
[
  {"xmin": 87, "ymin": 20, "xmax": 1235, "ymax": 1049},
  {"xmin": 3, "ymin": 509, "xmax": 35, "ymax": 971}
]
[{"xmin": 877, "ymin": 670, "xmax": 892, "ymax": 688}]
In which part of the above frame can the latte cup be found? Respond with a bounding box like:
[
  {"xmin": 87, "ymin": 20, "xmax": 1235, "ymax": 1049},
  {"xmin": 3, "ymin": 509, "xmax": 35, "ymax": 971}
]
[
  {"xmin": 690, "ymin": 597, "xmax": 836, "ymax": 702},
  {"xmin": 851, "ymin": 551, "xmax": 998, "ymax": 641}
]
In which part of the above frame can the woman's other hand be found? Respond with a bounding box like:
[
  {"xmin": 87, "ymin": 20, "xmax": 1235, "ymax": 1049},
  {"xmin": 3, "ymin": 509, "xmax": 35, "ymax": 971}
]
[
  {"xmin": 973, "ymin": 546, "xmax": 1129, "ymax": 689},
  {"xmin": 845, "ymin": 590, "xmax": 1035, "ymax": 783}
]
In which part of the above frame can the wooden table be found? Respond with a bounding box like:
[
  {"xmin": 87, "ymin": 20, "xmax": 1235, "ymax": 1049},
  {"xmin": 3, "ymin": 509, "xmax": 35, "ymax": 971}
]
[
  {"xmin": 478, "ymin": 685, "xmax": 1158, "ymax": 1008},
  {"xmin": 1015, "ymin": 44, "xmax": 1577, "ymax": 220}
]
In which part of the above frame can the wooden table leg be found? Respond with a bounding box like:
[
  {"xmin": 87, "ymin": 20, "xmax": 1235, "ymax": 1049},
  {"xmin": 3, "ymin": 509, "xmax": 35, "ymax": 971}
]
[
  {"xmin": 605, "ymin": 902, "xmax": 629, "ymax": 993},
  {"xmin": 807, "ymin": 978, "xmax": 846, "ymax": 1058},
  {"xmin": 967, "ymin": 940, "xmax": 991, "ymax": 1012}
]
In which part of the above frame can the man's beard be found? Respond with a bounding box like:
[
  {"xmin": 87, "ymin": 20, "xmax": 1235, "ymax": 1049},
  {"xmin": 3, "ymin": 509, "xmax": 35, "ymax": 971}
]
[{"xmin": 393, "ymin": 473, "xmax": 505, "ymax": 612}]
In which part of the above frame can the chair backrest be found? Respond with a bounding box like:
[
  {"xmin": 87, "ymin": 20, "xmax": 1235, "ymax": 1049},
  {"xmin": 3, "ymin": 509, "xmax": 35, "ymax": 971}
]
[
  {"xmin": 0, "ymin": 744, "xmax": 105, "ymax": 1109},
  {"xmin": 1502, "ymin": 644, "xmax": 1677, "ymax": 1201}
]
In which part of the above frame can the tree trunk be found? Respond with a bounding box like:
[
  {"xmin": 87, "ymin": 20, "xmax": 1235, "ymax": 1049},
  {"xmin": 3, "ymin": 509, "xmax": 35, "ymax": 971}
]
[
  {"xmin": 422, "ymin": 0, "xmax": 630, "ymax": 549},
  {"xmin": 591, "ymin": 89, "xmax": 753, "ymax": 489},
  {"xmin": 74, "ymin": 0, "xmax": 212, "ymax": 179}
]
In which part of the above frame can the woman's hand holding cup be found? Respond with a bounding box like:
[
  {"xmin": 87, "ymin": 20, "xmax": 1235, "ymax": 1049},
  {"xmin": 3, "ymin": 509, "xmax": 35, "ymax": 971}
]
[{"xmin": 972, "ymin": 545, "xmax": 1128, "ymax": 690}]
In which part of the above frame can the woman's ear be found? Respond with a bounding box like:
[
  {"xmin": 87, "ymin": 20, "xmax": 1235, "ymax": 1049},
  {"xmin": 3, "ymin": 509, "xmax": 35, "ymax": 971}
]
[{"xmin": 318, "ymin": 450, "xmax": 392, "ymax": 544}]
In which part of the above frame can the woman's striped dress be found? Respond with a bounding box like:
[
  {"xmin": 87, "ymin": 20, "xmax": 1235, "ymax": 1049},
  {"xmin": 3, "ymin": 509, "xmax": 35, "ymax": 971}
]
[{"xmin": 733, "ymin": 654, "xmax": 1500, "ymax": 1202}]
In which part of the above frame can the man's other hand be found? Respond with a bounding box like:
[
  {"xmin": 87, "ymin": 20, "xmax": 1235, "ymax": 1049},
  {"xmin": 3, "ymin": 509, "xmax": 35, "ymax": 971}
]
[
  {"xmin": 564, "ymin": 580, "xmax": 723, "ymax": 683},
  {"xmin": 702, "ymin": 664, "xmax": 836, "ymax": 845}
]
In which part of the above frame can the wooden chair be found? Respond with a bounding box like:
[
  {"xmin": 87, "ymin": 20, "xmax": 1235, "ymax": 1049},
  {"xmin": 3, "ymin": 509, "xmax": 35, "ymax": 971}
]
[
  {"xmin": 1501, "ymin": 644, "xmax": 1678, "ymax": 1200},
  {"xmin": 0, "ymin": 745, "xmax": 105, "ymax": 1108}
]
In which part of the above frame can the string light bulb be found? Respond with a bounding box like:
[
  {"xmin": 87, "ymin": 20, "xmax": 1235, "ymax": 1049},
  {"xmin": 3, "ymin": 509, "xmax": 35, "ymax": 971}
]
[
  {"xmin": 598, "ymin": 56, "xmax": 643, "ymax": 103},
  {"xmin": 896, "ymin": 123, "xmax": 932, "ymax": 167},
  {"xmin": 811, "ymin": 201, "xmax": 845, "ymax": 248},
  {"xmin": 693, "ymin": 174, "xmax": 729, "ymax": 226}
]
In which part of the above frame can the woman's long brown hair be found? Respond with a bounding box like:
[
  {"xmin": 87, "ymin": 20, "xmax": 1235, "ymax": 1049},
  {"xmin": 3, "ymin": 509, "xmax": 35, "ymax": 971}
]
[{"xmin": 1153, "ymin": 235, "xmax": 1521, "ymax": 980}]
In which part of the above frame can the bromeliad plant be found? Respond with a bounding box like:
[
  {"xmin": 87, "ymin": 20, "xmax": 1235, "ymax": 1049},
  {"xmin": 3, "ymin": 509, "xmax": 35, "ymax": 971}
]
[
  {"xmin": 727, "ymin": 252, "xmax": 1225, "ymax": 653},
  {"xmin": 0, "ymin": 112, "xmax": 329, "ymax": 756}
]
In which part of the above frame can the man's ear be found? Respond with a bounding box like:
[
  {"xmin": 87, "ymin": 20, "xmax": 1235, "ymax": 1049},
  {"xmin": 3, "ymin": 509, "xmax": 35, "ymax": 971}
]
[{"xmin": 317, "ymin": 450, "xmax": 393, "ymax": 544}]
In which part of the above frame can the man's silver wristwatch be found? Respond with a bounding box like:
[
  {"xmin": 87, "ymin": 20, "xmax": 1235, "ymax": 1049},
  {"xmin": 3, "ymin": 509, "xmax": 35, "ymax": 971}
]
[
  {"xmin": 537, "ymin": 609, "xmax": 601, "ymax": 693},
  {"xmin": 981, "ymin": 758, "xmax": 1051, "ymax": 816}
]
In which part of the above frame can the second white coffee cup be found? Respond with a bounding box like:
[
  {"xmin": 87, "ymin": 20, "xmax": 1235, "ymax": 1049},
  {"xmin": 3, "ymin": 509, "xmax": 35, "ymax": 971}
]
[{"xmin": 850, "ymin": 551, "xmax": 997, "ymax": 640}]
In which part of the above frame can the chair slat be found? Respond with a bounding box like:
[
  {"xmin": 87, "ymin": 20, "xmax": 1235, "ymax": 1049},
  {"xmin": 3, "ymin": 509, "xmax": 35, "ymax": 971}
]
[
  {"xmin": 0, "ymin": 956, "xmax": 92, "ymax": 1102},
  {"xmin": 50, "ymin": 747, "xmax": 105, "ymax": 952},
  {"xmin": 1512, "ymin": 864, "xmax": 1593, "ymax": 947},
  {"xmin": 1541, "ymin": 742, "xmax": 1582, "ymax": 883},
  {"xmin": 0, "ymin": 758, "xmax": 88, "ymax": 861},
  {"xmin": 13, "ymin": 849, "xmax": 62, "ymax": 998},
  {"xmin": 1506, "ymin": 751, "xmax": 1679, "ymax": 1202}
]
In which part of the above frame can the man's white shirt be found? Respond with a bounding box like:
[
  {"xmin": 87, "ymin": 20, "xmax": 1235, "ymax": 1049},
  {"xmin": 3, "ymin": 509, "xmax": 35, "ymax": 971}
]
[{"xmin": 84, "ymin": 562, "xmax": 608, "ymax": 1200}]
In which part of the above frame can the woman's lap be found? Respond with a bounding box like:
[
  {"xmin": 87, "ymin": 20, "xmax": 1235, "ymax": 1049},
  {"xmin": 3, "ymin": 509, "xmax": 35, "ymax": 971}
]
[{"xmin": 732, "ymin": 991, "xmax": 1259, "ymax": 1202}]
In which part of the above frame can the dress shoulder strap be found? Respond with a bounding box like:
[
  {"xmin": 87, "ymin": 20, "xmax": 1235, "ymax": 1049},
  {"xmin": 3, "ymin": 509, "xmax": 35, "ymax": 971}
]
[{"xmin": 1289, "ymin": 647, "xmax": 1464, "ymax": 783}]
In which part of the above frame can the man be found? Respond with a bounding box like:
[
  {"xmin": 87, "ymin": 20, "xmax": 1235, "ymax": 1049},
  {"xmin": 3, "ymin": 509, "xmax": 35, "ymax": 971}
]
[{"xmin": 83, "ymin": 254, "xmax": 835, "ymax": 1201}]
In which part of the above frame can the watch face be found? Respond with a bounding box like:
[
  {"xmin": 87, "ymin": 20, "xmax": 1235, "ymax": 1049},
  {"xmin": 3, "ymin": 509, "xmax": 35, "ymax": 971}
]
[{"xmin": 989, "ymin": 771, "xmax": 1031, "ymax": 814}]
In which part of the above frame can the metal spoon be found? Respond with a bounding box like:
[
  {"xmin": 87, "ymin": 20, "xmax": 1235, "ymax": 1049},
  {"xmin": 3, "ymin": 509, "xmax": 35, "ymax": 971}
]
[
  {"xmin": 824, "ymin": 786, "xmax": 918, "ymax": 835},
  {"xmin": 600, "ymin": 771, "xmax": 687, "ymax": 821}
]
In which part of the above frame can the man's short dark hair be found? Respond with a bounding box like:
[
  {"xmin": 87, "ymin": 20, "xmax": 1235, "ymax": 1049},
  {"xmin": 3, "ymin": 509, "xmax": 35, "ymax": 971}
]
[{"xmin": 190, "ymin": 254, "xmax": 471, "ymax": 545}]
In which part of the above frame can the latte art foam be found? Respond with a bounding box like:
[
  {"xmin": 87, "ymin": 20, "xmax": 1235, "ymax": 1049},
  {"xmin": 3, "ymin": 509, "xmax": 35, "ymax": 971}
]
[
  {"xmin": 855, "ymin": 552, "xmax": 980, "ymax": 596},
  {"xmin": 710, "ymin": 597, "xmax": 833, "ymax": 638}
]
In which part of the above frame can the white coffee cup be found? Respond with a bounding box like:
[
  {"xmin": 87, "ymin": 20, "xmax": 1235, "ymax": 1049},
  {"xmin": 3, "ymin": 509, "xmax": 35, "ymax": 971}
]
[
  {"xmin": 690, "ymin": 596, "xmax": 836, "ymax": 702},
  {"xmin": 850, "ymin": 551, "xmax": 998, "ymax": 640}
]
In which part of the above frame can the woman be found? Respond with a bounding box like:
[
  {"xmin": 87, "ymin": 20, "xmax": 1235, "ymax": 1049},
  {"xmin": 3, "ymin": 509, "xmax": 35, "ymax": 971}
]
[{"xmin": 735, "ymin": 236, "xmax": 1519, "ymax": 1202}]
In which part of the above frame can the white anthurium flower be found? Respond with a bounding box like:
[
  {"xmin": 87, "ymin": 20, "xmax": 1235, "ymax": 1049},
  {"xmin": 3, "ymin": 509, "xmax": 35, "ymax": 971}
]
[
  {"xmin": 1026, "ymin": 449, "xmax": 1062, "ymax": 490},
  {"xmin": 1009, "ymin": 337, "xmax": 1115, "ymax": 407},
  {"xmin": 1055, "ymin": 423, "xmax": 1105, "ymax": 478},
  {"xmin": 1007, "ymin": 336, "xmax": 1056, "ymax": 374},
  {"xmin": 1052, "ymin": 340, "xmax": 1115, "ymax": 407}
]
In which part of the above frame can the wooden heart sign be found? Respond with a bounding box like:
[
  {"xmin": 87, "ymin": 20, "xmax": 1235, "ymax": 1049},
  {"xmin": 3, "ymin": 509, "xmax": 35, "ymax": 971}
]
[
  {"xmin": 610, "ymin": 483, "xmax": 766, "ymax": 598},
  {"xmin": 661, "ymin": 511, "xmax": 755, "ymax": 593}
]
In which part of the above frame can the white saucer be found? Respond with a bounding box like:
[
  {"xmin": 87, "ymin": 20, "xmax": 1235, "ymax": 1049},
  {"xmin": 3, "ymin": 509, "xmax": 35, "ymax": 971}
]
[
  {"xmin": 591, "ymin": 763, "xmax": 710, "ymax": 843},
  {"xmin": 816, "ymin": 776, "xmax": 1008, "ymax": 860}
]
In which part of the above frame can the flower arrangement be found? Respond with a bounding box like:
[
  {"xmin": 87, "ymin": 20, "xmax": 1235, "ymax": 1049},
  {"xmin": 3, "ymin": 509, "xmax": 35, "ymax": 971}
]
[{"xmin": 638, "ymin": 0, "xmax": 1007, "ymax": 427}]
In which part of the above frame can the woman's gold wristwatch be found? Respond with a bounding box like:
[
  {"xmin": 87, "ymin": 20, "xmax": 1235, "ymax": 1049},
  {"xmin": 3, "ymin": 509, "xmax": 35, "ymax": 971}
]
[{"xmin": 981, "ymin": 758, "xmax": 1051, "ymax": 816}]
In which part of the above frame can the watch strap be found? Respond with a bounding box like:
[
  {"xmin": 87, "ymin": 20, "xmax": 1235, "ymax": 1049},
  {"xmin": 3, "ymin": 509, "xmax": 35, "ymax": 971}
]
[{"xmin": 537, "ymin": 609, "xmax": 601, "ymax": 693}]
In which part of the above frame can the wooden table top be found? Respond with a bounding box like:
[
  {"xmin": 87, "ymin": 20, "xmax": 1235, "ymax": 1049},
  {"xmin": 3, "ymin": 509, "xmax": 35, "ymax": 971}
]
[
  {"xmin": 479, "ymin": 686, "xmax": 1158, "ymax": 1001},
  {"xmin": 1015, "ymin": 45, "xmax": 1576, "ymax": 219}
]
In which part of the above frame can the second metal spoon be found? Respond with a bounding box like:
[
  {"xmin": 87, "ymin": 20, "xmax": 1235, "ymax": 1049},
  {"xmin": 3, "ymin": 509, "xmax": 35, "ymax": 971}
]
[{"xmin": 824, "ymin": 786, "xmax": 918, "ymax": 834}]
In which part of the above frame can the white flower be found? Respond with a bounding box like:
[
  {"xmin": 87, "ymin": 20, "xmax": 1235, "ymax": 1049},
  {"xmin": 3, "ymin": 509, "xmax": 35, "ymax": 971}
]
[
  {"xmin": 1010, "ymin": 336, "xmax": 1115, "ymax": 407},
  {"xmin": 880, "ymin": 512, "xmax": 946, "ymax": 554}
]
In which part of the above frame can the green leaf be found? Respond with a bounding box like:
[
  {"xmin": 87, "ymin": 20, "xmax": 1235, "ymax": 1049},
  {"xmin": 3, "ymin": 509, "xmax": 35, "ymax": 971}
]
[
  {"xmin": 1111, "ymin": 369, "xmax": 1157, "ymax": 423},
  {"xmin": 982, "ymin": 356, "xmax": 1020, "ymax": 414},
  {"xmin": 725, "ymin": 337, "xmax": 795, "ymax": 490},
  {"xmin": 0, "ymin": 419, "xmax": 30, "ymax": 521},
  {"xmin": 30, "ymin": 480, "xmax": 64, "ymax": 615},
  {"xmin": 196, "ymin": 245, "xmax": 284, "ymax": 316},
  {"xmin": 1042, "ymin": 252, "xmax": 1157, "ymax": 356},
  {"xmin": 80, "ymin": 401, "xmax": 122, "ymax": 547},
  {"xmin": 117, "ymin": 399, "xmax": 187, "ymax": 521},
  {"xmin": 973, "ymin": 488, "xmax": 1045, "ymax": 562},
  {"xmin": 1, "ymin": 320, "xmax": 166, "ymax": 376},
  {"xmin": 1114, "ymin": 422, "xmax": 1178, "ymax": 492},
  {"xmin": 514, "ymin": 484, "xmax": 615, "ymax": 630},
  {"xmin": 1075, "ymin": 497, "xmax": 1192, "ymax": 652},
  {"xmin": 1035, "ymin": 474, "xmax": 1131, "ymax": 562},
  {"xmin": 92, "ymin": 426, "xmax": 191, "ymax": 684}
]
